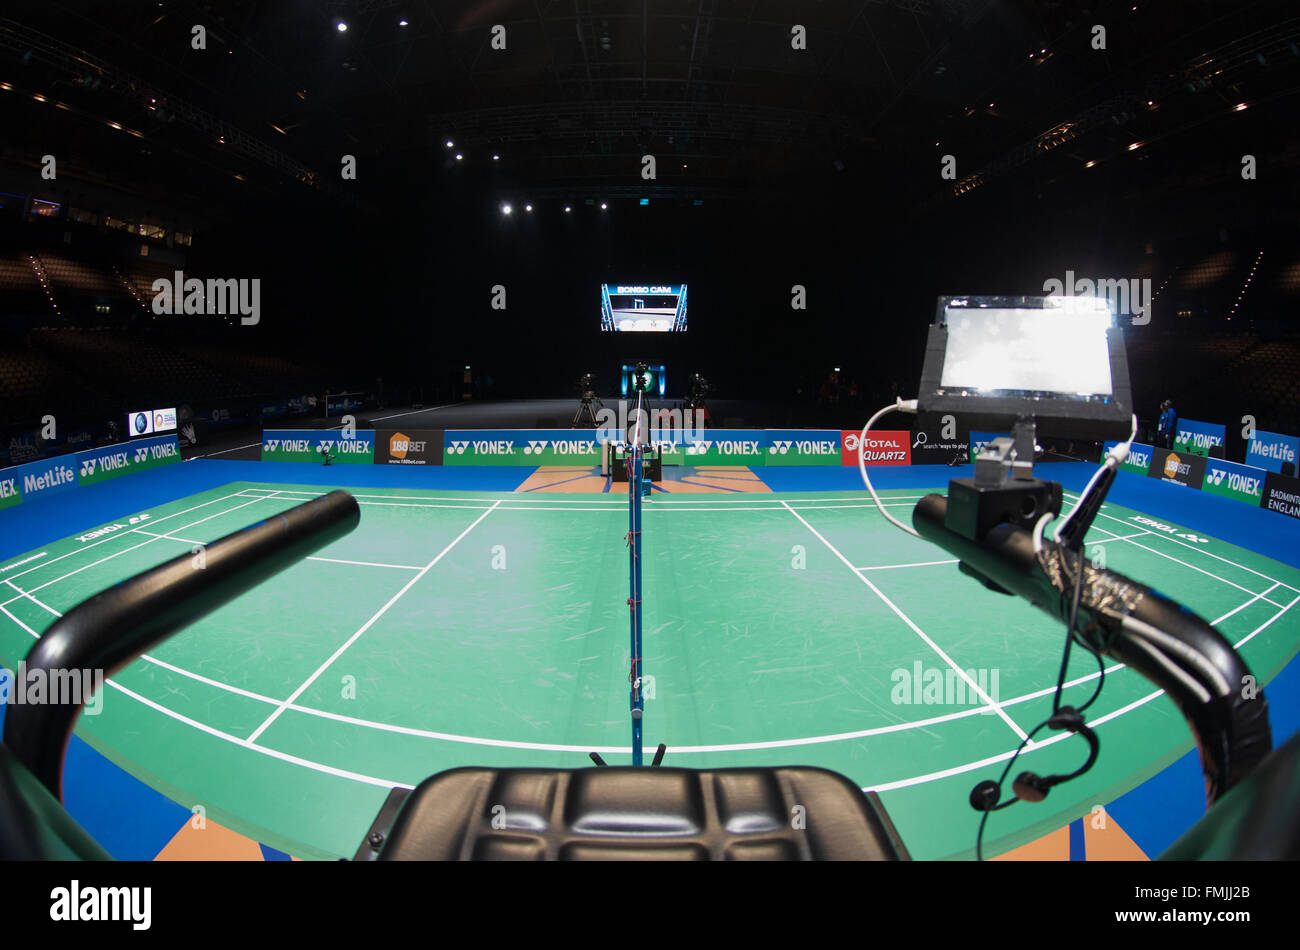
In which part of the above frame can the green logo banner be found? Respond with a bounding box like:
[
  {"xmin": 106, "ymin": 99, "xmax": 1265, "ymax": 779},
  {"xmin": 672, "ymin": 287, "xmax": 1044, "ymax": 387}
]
[
  {"xmin": 261, "ymin": 430, "xmax": 375, "ymax": 464},
  {"xmin": 1203, "ymin": 459, "xmax": 1267, "ymax": 505},
  {"xmin": 77, "ymin": 436, "xmax": 181, "ymax": 486}
]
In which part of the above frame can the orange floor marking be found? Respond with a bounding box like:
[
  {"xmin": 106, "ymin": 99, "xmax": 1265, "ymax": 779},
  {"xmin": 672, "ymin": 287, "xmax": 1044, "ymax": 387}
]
[
  {"xmin": 514, "ymin": 466, "xmax": 775, "ymax": 493},
  {"xmin": 660, "ymin": 466, "xmax": 771, "ymax": 493},
  {"xmin": 991, "ymin": 825, "xmax": 1070, "ymax": 861},
  {"xmin": 155, "ymin": 817, "xmax": 266, "ymax": 860},
  {"xmin": 1082, "ymin": 810, "xmax": 1149, "ymax": 860},
  {"xmin": 514, "ymin": 466, "xmax": 603, "ymax": 492}
]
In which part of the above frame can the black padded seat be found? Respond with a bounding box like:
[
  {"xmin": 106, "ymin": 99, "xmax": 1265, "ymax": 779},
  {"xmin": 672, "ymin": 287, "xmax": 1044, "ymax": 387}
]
[{"xmin": 358, "ymin": 766, "xmax": 910, "ymax": 861}]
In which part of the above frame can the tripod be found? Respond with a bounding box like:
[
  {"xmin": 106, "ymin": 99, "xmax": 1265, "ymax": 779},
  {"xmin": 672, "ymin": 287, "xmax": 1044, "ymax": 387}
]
[{"xmin": 573, "ymin": 391, "xmax": 603, "ymax": 426}]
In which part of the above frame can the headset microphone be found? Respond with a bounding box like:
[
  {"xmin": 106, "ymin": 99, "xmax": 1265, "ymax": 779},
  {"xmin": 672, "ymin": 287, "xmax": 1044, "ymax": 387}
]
[{"xmin": 968, "ymin": 707, "xmax": 1100, "ymax": 812}]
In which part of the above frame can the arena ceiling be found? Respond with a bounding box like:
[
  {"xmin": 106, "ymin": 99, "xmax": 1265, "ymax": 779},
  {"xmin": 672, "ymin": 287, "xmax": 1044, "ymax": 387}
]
[{"xmin": 1, "ymin": 0, "xmax": 1298, "ymax": 216}]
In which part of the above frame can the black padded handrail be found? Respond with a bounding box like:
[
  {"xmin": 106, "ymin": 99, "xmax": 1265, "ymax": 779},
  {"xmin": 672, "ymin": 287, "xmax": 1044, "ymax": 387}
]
[
  {"xmin": 913, "ymin": 493, "xmax": 1272, "ymax": 806},
  {"xmin": 2, "ymin": 489, "xmax": 360, "ymax": 801}
]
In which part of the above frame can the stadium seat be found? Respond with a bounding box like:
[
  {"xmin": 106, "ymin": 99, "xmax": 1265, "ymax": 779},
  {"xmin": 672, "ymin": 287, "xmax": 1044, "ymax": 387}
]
[{"xmin": 358, "ymin": 766, "xmax": 911, "ymax": 861}]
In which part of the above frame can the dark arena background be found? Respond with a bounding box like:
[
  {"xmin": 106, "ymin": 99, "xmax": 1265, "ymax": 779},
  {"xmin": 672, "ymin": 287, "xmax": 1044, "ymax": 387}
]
[{"xmin": 1, "ymin": 0, "xmax": 1299, "ymax": 921}]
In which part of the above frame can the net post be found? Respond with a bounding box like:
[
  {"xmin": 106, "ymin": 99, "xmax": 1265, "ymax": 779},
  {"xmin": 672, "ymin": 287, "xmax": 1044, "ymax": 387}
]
[{"xmin": 627, "ymin": 388, "xmax": 646, "ymax": 766}]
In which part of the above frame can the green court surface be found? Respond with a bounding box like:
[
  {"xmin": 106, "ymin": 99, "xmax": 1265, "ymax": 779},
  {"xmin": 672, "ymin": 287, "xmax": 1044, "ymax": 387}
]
[{"xmin": 1, "ymin": 480, "xmax": 1297, "ymax": 859}]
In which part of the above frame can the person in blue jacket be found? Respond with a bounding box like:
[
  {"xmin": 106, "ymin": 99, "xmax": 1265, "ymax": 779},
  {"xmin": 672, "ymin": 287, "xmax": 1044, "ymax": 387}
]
[{"xmin": 1157, "ymin": 399, "xmax": 1177, "ymax": 449}]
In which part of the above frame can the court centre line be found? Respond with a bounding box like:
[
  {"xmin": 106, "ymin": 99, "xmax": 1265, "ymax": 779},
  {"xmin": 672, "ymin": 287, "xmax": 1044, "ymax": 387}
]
[
  {"xmin": 245, "ymin": 500, "xmax": 503, "ymax": 743},
  {"xmin": 777, "ymin": 499, "xmax": 1030, "ymax": 744},
  {"xmin": 1085, "ymin": 522, "xmax": 1285, "ymax": 608},
  {"xmin": 0, "ymin": 493, "xmax": 280, "ymax": 609},
  {"xmin": 0, "ymin": 489, "xmax": 250, "ymax": 586},
  {"xmin": 1062, "ymin": 489, "xmax": 1300, "ymax": 594}
]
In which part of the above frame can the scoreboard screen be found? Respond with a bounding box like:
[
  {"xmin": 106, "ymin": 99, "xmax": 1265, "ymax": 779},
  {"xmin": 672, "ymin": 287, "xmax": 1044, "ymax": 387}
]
[
  {"xmin": 601, "ymin": 284, "xmax": 687, "ymax": 332},
  {"xmin": 621, "ymin": 364, "xmax": 666, "ymax": 396}
]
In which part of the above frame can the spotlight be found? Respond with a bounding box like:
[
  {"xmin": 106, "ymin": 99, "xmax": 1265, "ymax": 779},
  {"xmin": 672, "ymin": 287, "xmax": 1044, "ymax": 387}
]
[
  {"xmin": 564, "ymin": 205, "xmax": 572, "ymax": 213},
  {"xmin": 492, "ymin": 154, "xmax": 499, "ymax": 160},
  {"xmin": 525, "ymin": 203, "xmax": 533, "ymax": 212},
  {"xmin": 600, "ymin": 202, "xmax": 608, "ymax": 210},
  {"xmin": 455, "ymin": 153, "xmax": 463, "ymax": 160},
  {"xmin": 337, "ymin": 22, "xmax": 348, "ymax": 32},
  {"xmin": 446, "ymin": 140, "xmax": 454, "ymax": 148},
  {"xmin": 501, "ymin": 203, "xmax": 512, "ymax": 215},
  {"xmin": 399, "ymin": 19, "xmax": 408, "ymax": 27},
  {"xmin": 1233, "ymin": 102, "xmax": 1248, "ymax": 111}
]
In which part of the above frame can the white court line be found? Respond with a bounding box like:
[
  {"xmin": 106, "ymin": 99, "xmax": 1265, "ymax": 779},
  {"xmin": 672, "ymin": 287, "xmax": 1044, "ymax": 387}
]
[
  {"xmin": 0, "ymin": 490, "xmax": 248, "ymax": 586},
  {"xmin": 1086, "ymin": 522, "xmax": 1285, "ymax": 608},
  {"xmin": 0, "ymin": 587, "xmax": 1038, "ymax": 756},
  {"xmin": 1, "ymin": 483, "xmax": 1295, "ymax": 794},
  {"xmin": 1213, "ymin": 582, "xmax": 1281, "ymax": 626},
  {"xmin": 255, "ymin": 488, "xmax": 935, "ymax": 506},
  {"xmin": 0, "ymin": 602, "xmax": 40, "ymax": 636},
  {"xmin": 1088, "ymin": 531, "xmax": 1154, "ymax": 544},
  {"xmin": 778, "ymin": 499, "xmax": 1030, "ymax": 744},
  {"xmin": 3, "ymin": 597, "xmax": 291, "ymax": 709},
  {"xmin": 0, "ymin": 586, "xmax": 1123, "ymax": 761},
  {"xmin": 0, "ymin": 577, "xmax": 1289, "ymax": 791},
  {"xmin": 866, "ymin": 585, "xmax": 1300, "ymax": 792},
  {"xmin": 1063, "ymin": 489, "xmax": 1300, "ymax": 594},
  {"xmin": 3, "ymin": 579, "xmax": 61, "ymax": 617},
  {"xmin": 856, "ymin": 560, "xmax": 959, "ymax": 571},
  {"xmin": 108, "ymin": 679, "xmax": 406, "ymax": 789},
  {"xmin": 1233, "ymin": 592, "xmax": 1300, "ymax": 650},
  {"xmin": 0, "ymin": 493, "xmax": 278, "ymax": 609},
  {"xmin": 368, "ymin": 403, "xmax": 459, "ymax": 422},
  {"xmin": 306, "ymin": 556, "xmax": 423, "ymax": 571},
  {"xmin": 136, "ymin": 530, "xmax": 205, "ymax": 547},
  {"xmin": 865, "ymin": 689, "xmax": 1164, "ymax": 793},
  {"xmin": 2, "ymin": 601, "xmax": 406, "ymax": 789},
  {"xmin": 245, "ymin": 500, "xmax": 503, "ymax": 743},
  {"xmin": 131, "ymin": 534, "xmax": 420, "ymax": 572},
  {"xmin": 259, "ymin": 500, "xmax": 921, "ymax": 514},
  {"xmin": 187, "ymin": 441, "xmax": 263, "ymax": 459}
]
